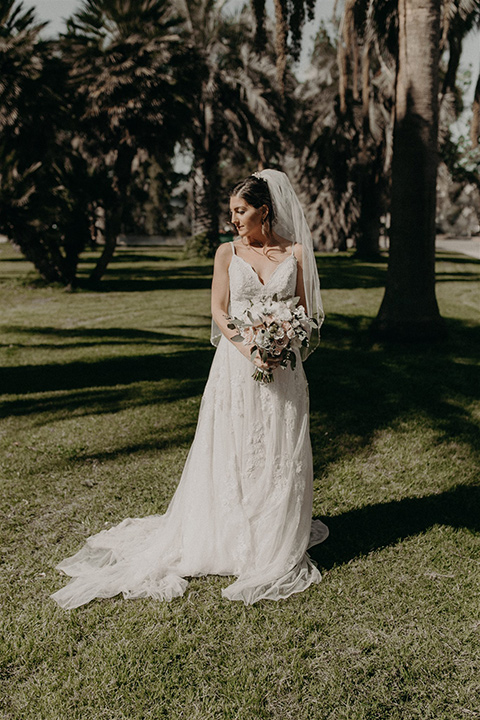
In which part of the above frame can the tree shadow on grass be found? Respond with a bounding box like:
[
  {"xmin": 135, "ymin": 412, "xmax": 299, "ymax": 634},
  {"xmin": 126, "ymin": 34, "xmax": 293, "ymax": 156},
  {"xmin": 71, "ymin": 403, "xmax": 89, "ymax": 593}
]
[
  {"xmin": 0, "ymin": 346, "xmax": 214, "ymax": 422},
  {"xmin": 0, "ymin": 379, "xmax": 206, "ymax": 427},
  {"xmin": 309, "ymin": 484, "xmax": 480, "ymax": 570},
  {"xmin": 76, "ymin": 264, "xmax": 213, "ymax": 292},
  {"xmin": 0, "ymin": 326, "xmax": 208, "ymax": 349},
  {"xmin": 435, "ymin": 251, "xmax": 480, "ymax": 263},
  {"xmin": 306, "ymin": 315, "xmax": 480, "ymax": 473},
  {"xmin": 317, "ymin": 252, "xmax": 479, "ymax": 290},
  {"xmin": 3, "ymin": 313, "xmax": 479, "ymax": 454},
  {"xmin": 436, "ymin": 272, "xmax": 480, "ymax": 282},
  {"xmin": 305, "ymin": 312, "xmax": 480, "ymax": 574},
  {"xmin": 315, "ymin": 255, "xmax": 389, "ymax": 290},
  {"xmin": 73, "ymin": 430, "xmax": 198, "ymax": 464}
]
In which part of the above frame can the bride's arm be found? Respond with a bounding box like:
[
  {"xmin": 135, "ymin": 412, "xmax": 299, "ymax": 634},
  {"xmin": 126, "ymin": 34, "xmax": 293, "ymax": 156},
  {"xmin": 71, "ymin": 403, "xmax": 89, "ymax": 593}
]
[{"xmin": 211, "ymin": 243, "xmax": 253, "ymax": 361}]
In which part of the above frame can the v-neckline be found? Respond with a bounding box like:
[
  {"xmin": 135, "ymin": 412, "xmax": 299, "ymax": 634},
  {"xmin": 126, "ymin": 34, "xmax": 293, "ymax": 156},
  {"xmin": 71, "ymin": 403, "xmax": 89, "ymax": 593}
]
[{"xmin": 233, "ymin": 253, "xmax": 296, "ymax": 287}]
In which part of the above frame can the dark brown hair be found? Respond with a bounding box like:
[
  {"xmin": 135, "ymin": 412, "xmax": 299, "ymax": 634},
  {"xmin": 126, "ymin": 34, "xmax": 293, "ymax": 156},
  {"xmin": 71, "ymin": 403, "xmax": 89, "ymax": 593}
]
[{"xmin": 231, "ymin": 175, "xmax": 275, "ymax": 227}]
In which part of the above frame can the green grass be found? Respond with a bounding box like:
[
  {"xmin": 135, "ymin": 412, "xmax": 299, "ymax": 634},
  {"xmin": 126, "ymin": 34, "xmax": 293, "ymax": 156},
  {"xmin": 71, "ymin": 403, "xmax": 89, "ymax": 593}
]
[{"xmin": 1, "ymin": 243, "xmax": 479, "ymax": 720}]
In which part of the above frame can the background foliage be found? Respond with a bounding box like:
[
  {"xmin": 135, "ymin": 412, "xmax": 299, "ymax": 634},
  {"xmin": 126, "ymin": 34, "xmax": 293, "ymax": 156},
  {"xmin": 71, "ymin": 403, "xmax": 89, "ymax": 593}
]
[{"xmin": 1, "ymin": 0, "xmax": 479, "ymax": 285}]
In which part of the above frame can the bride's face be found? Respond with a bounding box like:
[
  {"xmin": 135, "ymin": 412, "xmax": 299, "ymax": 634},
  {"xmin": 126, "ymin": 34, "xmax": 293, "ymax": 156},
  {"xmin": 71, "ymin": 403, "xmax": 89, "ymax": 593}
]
[{"xmin": 229, "ymin": 195, "xmax": 265, "ymax": 239}]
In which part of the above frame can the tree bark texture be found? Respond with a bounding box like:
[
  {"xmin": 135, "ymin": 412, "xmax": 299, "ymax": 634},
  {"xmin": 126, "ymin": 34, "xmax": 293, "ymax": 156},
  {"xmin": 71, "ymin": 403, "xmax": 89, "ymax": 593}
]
[
  {"xmin": 191, "ymin": 158, "xmax": 220, "ymax": 256},
  {"xmin": 373, "ymin": 0, "xmax": 446, "ymax": 340},
  {"xmin": 355, "ymin": 148, "xmax": 382, "ymax": 257},
  {"xmin": 89, "ymin": 145, "xmax": 135, "ymax": 284},
  {"xmin": 471, "ymin": 70, "xmax": 480, "ymax": 148},
  {"xmin": 273, "ymin": 0, "xmax": 287, "ymax": 97},
  {"xmin": 88, "ymin": 208, "xmax": 119, "ymax": 285}
]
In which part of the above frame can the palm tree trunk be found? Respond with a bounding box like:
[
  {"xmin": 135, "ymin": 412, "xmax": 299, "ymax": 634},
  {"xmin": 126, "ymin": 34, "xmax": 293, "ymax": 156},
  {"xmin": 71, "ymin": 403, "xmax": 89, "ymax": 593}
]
[
  {"xmin": 355, "ymin": 151, "xmax": 381, "ymax": 258},
  {"xmin": 372, "ymin": 0, "xmax": 446, "ymax": 341},
  {"xmin": 273, "ymin": 0, "xmax": 287, "ymax": 97},
  {"xmin": 471, "ymin": 70, "xmax": 480, "ymax": 148},
  {"xmin": 190, "ymin": 157, "xmax": 220, "ymax": 257}
]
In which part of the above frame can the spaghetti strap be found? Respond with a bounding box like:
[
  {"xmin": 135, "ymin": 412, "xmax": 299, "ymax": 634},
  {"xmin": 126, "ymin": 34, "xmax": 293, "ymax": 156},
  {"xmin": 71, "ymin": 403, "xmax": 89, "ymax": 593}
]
[
  {"xmin": 291, "ymin": 241, "xmax": 296, "ymax": 256},
  {"xmin": 231, "ymin": 241, "xmax": 236, "ymax": 256}
]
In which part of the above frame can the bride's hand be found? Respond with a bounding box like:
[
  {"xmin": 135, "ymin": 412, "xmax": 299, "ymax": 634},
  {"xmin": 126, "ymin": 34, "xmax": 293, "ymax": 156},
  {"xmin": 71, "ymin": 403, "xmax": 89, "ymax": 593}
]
[{"xmin": 251, "ymin": 350, "xmax": 280, "ymax": 370}]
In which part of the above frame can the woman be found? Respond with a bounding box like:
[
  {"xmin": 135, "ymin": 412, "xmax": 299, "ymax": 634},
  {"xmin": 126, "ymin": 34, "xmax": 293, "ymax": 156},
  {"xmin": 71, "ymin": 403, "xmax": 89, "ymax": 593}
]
[{"xmin": 51, "ymin": 169, "xmax": 328, "ymax": 609}]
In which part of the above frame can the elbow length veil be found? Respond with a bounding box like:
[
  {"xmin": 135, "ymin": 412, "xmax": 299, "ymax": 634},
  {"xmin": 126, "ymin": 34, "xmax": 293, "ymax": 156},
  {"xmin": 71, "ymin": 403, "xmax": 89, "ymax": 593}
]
[{"xmin": 211, "ymin": 169, "xmax": 324, "ymax": 359}]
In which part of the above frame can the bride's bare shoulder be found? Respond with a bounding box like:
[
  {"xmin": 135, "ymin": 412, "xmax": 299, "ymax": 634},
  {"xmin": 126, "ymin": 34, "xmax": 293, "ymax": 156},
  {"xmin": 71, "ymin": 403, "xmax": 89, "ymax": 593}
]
[{"xmin": 214, "ymin": 241, "xmax": 234, "ymax": 267}]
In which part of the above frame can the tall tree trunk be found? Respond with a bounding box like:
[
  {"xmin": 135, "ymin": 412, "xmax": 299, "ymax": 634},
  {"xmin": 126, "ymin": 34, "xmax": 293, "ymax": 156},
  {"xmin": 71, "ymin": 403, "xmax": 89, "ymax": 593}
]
[
  {"xmin": 471, "ymin": 70, "xmax": 480, "ymax": 148},
  {"xmin": 89, "ymin": 145, "xmax": 134, "ymax": 284},
  {"xmin": 355, "ymin": 148, "xmax": 381, "ymax": 258},
  {"xmin": 190, "ymin": 156, "xmax": 220, "ymax": 257},
  {"xmin": 372, "ymin": 0, "xmax": 446, "ymax": 341},
  {"xmin": 88, "ymin": 207, "xmax": 120, "ymax": 285},
  {"xmin": 355, "ymin": 189, "xmax": 380, "ymax": 257},
  {"xmin": 273, "ymin": 0, "xmax": 287, "ymax": 97}
]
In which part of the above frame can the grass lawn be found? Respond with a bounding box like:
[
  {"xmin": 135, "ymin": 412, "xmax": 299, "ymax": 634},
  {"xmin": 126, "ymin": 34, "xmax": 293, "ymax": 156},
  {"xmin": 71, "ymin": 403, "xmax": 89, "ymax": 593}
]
[{"xmin": 1, "ymin": 243, "xmax": 479, "ymax": 720}]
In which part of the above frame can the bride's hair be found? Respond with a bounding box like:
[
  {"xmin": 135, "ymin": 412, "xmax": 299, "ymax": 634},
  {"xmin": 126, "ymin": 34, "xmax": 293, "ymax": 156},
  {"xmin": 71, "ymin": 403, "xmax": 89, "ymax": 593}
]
[{"xmin": 231, "ymin": 175, "xmax": 276, "ymax": 229}]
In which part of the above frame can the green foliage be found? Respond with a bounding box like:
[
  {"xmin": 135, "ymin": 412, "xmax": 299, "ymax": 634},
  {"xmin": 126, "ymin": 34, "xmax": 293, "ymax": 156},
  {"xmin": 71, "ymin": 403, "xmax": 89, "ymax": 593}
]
[
  {"xmin": 64, "ymin": 0, "xmax": 191, "ymax": 151},
  {"xmin": 293, "ymin": 25, "xmax": 363, "ymax": 251},
  {"xmin": 0, "ymin": 2, "xmax": 93, "ymax": 285},
  {"xmin": 1, "ymin": 245, "xmax": 479, "ymax": 719},
  {"xmin": 0, "ymin": 0, "xmax": 196, "ymax": 286},
  {"xmin": 61, "ymin": 0, "xmax": 196, "ymax": 281},
  {"xmin": 251, "ymin": 0, "xmax": 316, "ymax": 61},
  {"xmin": 183, "ymin": 231, "xmax": 216, "ymax": 259},
  {"xmin": 184, "ymin": 1, "xmax": 283, "ymax": 250}
]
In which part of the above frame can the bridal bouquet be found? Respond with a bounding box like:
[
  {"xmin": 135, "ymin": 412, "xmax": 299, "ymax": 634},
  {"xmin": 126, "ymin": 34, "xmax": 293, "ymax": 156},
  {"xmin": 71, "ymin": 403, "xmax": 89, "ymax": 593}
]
[{"xmin": 227, "ymin": 294, "xmax": 318, "ymax": 383}]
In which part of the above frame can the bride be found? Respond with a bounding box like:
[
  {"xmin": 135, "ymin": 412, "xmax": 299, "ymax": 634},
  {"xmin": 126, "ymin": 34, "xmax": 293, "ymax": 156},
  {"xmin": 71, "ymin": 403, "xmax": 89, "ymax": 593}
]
[{"xmin": 51, "ymin": 169, "xmax": 329, "ymax": 609}]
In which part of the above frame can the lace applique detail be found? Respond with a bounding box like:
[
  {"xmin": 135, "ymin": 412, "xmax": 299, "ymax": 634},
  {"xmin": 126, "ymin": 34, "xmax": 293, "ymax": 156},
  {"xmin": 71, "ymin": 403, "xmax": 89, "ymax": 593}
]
[{"xmin": 228, "ymin": 253, "xmax": 297, "ymax": 318}]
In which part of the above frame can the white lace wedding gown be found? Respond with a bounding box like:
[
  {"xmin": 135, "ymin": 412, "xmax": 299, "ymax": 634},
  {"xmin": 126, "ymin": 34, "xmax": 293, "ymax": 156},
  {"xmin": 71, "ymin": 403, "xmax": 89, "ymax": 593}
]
[{"xmin": 51, "ymin": 242, "xmax": 328, "ymax": 609}]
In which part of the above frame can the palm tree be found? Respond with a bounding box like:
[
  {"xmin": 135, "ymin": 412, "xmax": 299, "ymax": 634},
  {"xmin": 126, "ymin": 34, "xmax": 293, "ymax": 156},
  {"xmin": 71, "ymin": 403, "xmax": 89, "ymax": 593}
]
[
  {"xmin": 337, "ymin": 0, "xmax": 480, "ymax": 340},
  {"xmin": 293, "ymin": 22, "xmax": 391, "ymax": 254},
  {"xmin": 373, "ymin": 0, "xmax": 445, "ymax": 340},
  {"xmin": 0, "ymin": 0, "xmax": 90, "ymax": 286},
  {"xmin": 251, "ymin": 0, "xmax": 315, "ymax": 96},
  {"xmin": 62, "ymin": 0, "xmax": 192, "ymax": 282},
  {"xmin": 181, "ymin": 0, "xmax": 282, "ymax": 256},
  {"xmin": 0, "ymin": 1, "xmax": 44, "ymax": 128}
]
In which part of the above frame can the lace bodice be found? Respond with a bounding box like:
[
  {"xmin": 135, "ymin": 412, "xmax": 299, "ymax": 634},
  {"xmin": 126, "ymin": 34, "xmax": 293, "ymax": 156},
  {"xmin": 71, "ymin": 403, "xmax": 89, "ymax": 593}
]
[{"xmin": 228, "ymin": 244, "xmax": 298, "ymax": 317}]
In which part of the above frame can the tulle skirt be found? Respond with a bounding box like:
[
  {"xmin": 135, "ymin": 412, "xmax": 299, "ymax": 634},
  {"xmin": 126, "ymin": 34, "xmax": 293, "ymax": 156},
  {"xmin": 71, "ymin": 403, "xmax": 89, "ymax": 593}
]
[{"xmin": 51, "ymin": 337, "xmax": 328, "ymax": 609}]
